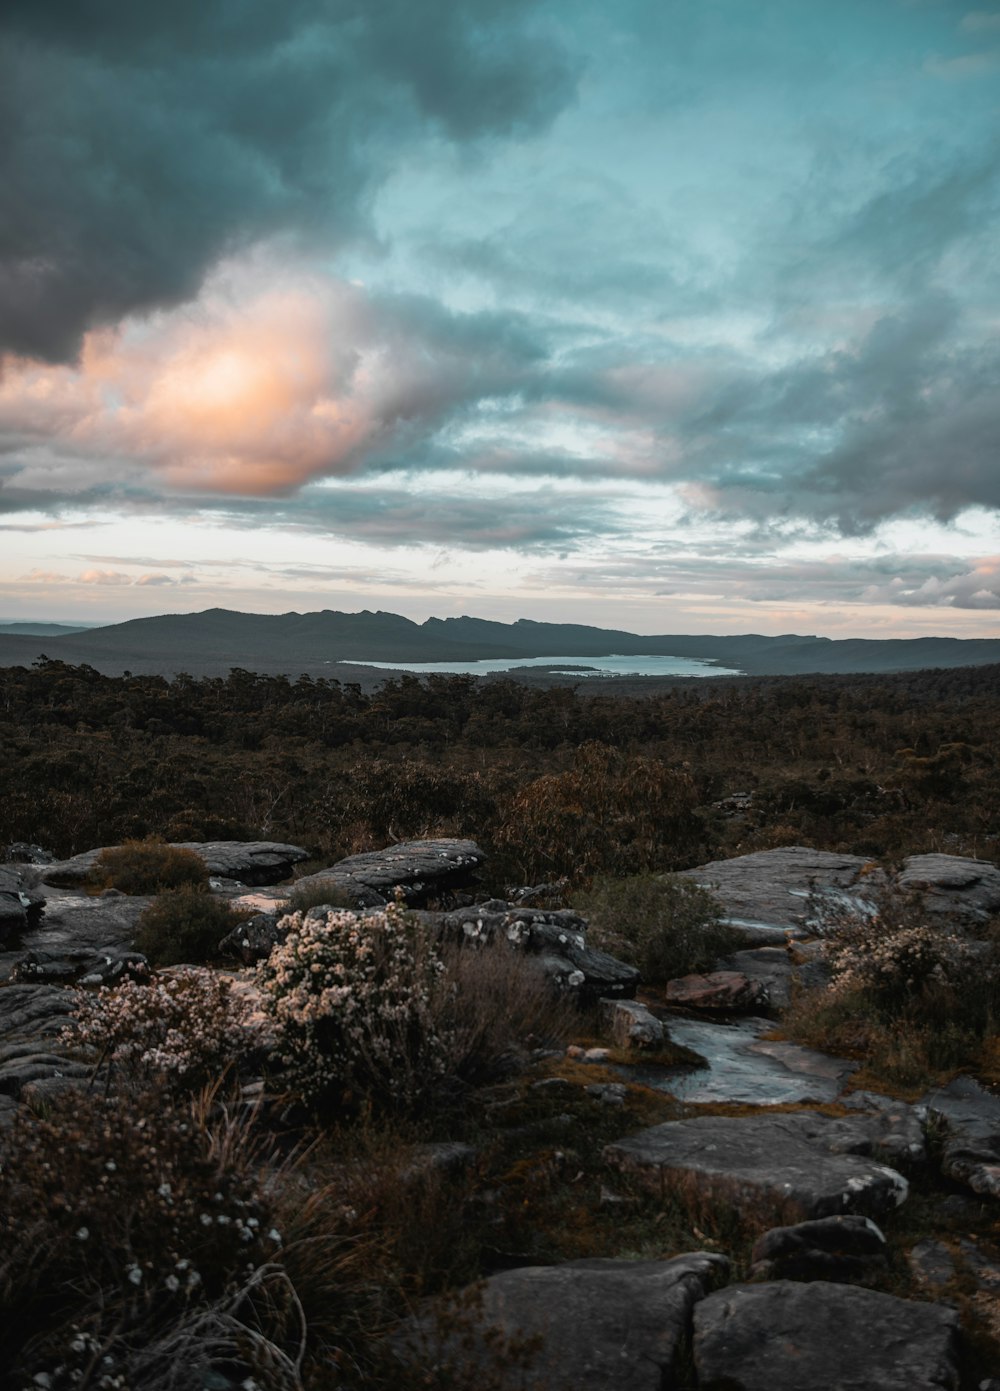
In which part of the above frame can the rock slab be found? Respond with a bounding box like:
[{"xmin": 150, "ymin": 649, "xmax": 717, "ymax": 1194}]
[
  {"xmin": 295, "ymin": 838, "xmax": 484, "ymax": 906},
  {"xmin": 603, "ymin": 1111, "xmax": 910, "ymax": 1222},
  {"xmin": 41, "ymin": 841, "xmax": 309, "ymax": 888},
  {"xmin": 402, "ymin": 1253, "xmax": 728, "ymax": 1391},
  {"xmin": 693, "ymin": 1280, "xmax": 960, "ymax": 1391}
]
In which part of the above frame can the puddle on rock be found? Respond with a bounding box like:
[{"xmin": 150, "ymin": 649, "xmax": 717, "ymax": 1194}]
[{"xmin": 633, "ymin": 1013, "xmax": 859, "ymax": 1106}]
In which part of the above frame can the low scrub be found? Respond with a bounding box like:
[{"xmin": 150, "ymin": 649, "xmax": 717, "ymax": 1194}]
[
  {"xmin": 64, "ymin": 969, "xmax": 263, "ymax": 1093},
  {"xmin": 134, "ymin": 884, "xmax": 251, "ymax": 965},
  {"xmin": 94, "ymin": 838, "xmax": 208, "ymax": 894},
  {"xmin": 572, "ymin": 873, "xmax": 740, "ymax": 983},
  {"xmin": 785, "ymin": 889, "xmax": 1000, "ymax": 1088},
  {"xmin": 257, "ymin": 906, "xmax": 573, "ymax": 1116}
]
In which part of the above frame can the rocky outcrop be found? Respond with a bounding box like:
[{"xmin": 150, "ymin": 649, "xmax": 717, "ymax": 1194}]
[
  {"xmin": 898, "ymin": 853, "xmax": 1000, "ymax": 922},
  {"xmin": 603, "ymin": 1111, "xmax": 911, "ymax": 1222},
  {"xmin": 293, "ymin": 838, "xmax": 485, "ymax": 906},
  {"xmin": 399, "ymin": 1252, "xmax": 729, "ymax": 1391},
  {"xmin": 40, "ymin": 841, "xmax": 309, "ymax": 889},
  {"xmin": 748, "ymin": 1213, "xmax": 888, "ymax": 1282},
  {"xmin": 0, "ymin": 866, "xmax": 45, "ymax": 939},
  {"xmin": 922, "ymin": 1075, "xmax": 1000, "ymax": 1198},
  {"xmin": 0, "ymin": 982, "xmax": 87, "ymax": 1099},
  {"xmin": 679, "ymin": 847, "xmax": 876, "ymax": 935},
  {"xmin": 599, "ymin": 998, "xmax": 664, "ymax": 1049},
  {"xmin": 693, "ymin": 1281, "xmax": 960, "ymax": 1391}
]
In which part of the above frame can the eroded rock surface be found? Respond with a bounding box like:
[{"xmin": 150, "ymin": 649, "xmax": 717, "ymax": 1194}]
[
  {"xmin": 693, "ymin": 1280, "xmax": 960, "ymax": 1391},
  {"xmin": 294, "ymin": 838, "xmax": 484, "ymax": 906},
  {"xmin": 664, "ymin": 970, "xmax": 769, "ymax": 1011},
  {"xmin": 0, "ymin": 866, "xmax": 45, "ymax": 939},
  {"xmin": 41, "ymin": 841, "xmax": 309, "ymax": 889},
  {"xmin": 749, "ymin": 1214, "xmax": 887, "ymax": 1282},
  {"xmin": 400, "ymin": 1253, "xmax": 728, "ymax": 1391},
  {"xmin": 603, "ymin": 1111, "xmax": 910, "ymax": 1222},
  {"xmin": 679, "ymin": 847, "xmax": 875, "ymax": 934},
  {"xmin": 898, "ymin": 854, "xmax": 1000, "ymax": 922},
  {"xmin": 923, "ymin": 1075, "xmax": 1000, "ymax": 1198}
]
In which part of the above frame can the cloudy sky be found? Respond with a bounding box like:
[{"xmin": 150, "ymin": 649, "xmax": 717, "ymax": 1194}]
[{"xmin": 1, "ymin": 0, "xmax": 998, "ymax": 635}]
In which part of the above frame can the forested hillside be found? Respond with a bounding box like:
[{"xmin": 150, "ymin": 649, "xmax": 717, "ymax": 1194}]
[{"xmin": 3, "ymin": 659, "xmax": 997, "ymax": 883}]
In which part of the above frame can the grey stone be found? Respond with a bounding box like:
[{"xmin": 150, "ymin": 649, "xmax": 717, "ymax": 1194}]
[
  {"xmin": 4, "ymin": 843, "xmax": 54, "ymax": 864},
  {"xmin": 693, "ymin": 1280, "xmax": 959, "ymax": 1391},
  {"xmin": 923, "ymin": 1075, "xmax": 1000, "ymax": 1198},
  {"xmin": 909, "ymin": 1239, "xmax": 957, "ymax": 1293},
  {"xmin": 586, "ymin": 1082, "xmax": 627, "ymax": 1105},
  {"xmin": 603, "ymin": 1111, "xmax": 910, "ymax": 1223},
  {"xmin": 679, "ymin": 847, "xmax": 876, "ymax": 935},
  {"xmin": 0, "ymin": 865, "xmax": 45, "ymax": 939},
  {"xmin": 716, "ymin": 945, "xmax": 828, "ymax": 1009},
  {"xmin": 41, "ymin": 840, "xmax": 309, "ymax": 889},
  {"xmin": 400, "ymin": 1252, "xmax": 728, "ymax": 1391},
  {"xmin": 0, "ymin": 982, "xmax": 84, "ymax": 1098},
  {"xmin": 899, "ymin": 853, "xmax": 1000, "ymax": 922},
  {"xmin": 749, "ymin": 1213, "xmax": 887, "ymax": 1282},
  {"xmin": 599, "ymin": 998, "xmax": 665, "ymax": 1049},
  {"xmin": 218, "ymin": 910, "xmax": 286, "ymax": 964},
  {"xmin": 296, "ymin": 838, "xmax": 485, "ymax": 907}
]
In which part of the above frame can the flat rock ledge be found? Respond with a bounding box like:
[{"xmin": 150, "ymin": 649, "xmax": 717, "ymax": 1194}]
[
  {"xmin": 292, "ymin": 837, "xmax": 485, "ymax": 906},
  {"xmin": 603, "ymin": 1111, "xmax": 911, "ymax": 1223},
  {"xmin": 397, "ymin": 1252, "xmax": 728, "ymax": 1391},
  {"xmin": 693, "ymin": 1280, "xmax": 960, "ymax": 1391},
  {"xmin": 40, "ymin": 841, "xmax": 310, "ymax": 888}
]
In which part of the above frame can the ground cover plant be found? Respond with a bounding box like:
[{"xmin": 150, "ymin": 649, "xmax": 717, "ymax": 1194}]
[
  {"xmin": 571, "ymin": 873, "xmax": 742, "ymax": 983},
  {"xmin": 782, "ymin": 887, "xmax": 1000, "ymax": 1091},
  {"xmin": 133, "ymin": 884, "xmax": 255, "ymax": 965}
]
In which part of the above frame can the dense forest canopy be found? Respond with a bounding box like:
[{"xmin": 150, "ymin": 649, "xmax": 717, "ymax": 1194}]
[{"xmin": 3, "ymin": 659, "xmax": 997, "ymax": 884}]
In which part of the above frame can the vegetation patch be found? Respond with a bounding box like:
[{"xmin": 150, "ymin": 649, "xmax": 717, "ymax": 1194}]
[
  {"xmin": 134, "ymin": 884, "xmax": 253, "ymax": 965},
  {"xmin": 572, "ymin": 873, "xmax": 743, "ymax": 983},
  {"xmin": 94, "ymin": 837, "xmax": 209, "ymax": 895}
]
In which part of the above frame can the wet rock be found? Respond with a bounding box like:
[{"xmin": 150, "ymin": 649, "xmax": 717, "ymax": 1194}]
[
  {"xmin": 41, "ymin": 840, "xmax": 309, "ymax": 889},
  {"xmin": 651, "ymin": 1014, "xmax": 858, "ymax": 1106},
  {"xmin": 398, "ymin": 1252, "xmax": 729, "ymax": 1391},
  {"xmin": 749, "ymin": 1213, "xmax": 887, "ymax": 1282},
  {"xmin": 599, "ymin": 998, "xmax": 664, "ymax": 1049},
  {"xmin": 296, "ymin": 838, "xmax": 485, "ymax": 907},
  {"xmin": 679, "ymin": 846, "xmax": 876, "ymax": 935},
  {"xmin": 693, "ymin": 1281, "xmax": 960, "ymax": 1391},
  {"xmin": 603, "ymin": 1111, "xmax": 910, "ymax": 1223},
  {"xmin": 664, "ymin": 970, "xmax": 770, "ymax": 1011},
  {"xmin": 923, "ymin": 1075, "xmax": 1000, "ymax": 1198},
  {"xmin": 898, "ymin": 854, "xmax": 1000, "ymax": 923}
]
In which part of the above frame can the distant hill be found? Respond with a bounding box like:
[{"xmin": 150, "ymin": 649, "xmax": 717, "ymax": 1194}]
[
  {"xmin": 0, "ymin": 607, "xmax": 997, "ymax": 680},
  {"xmin": 0, "ymin": 621, "xmax": 95, "ymax": 637}
]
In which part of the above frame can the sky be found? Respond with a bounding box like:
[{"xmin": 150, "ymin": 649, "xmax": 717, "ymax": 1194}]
[{"xmin": 0, "ymin": 0, "xmax": 998, "ymax": 637}]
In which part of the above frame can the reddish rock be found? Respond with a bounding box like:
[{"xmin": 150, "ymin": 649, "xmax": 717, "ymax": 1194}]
[{"xmin": 664, "ymin": 970, "xmax": 769, "ymax": 1011}]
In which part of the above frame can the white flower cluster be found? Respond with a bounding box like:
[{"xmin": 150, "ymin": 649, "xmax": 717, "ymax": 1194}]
[
  {"xmin": 823, "ymin": 907, "xmax": 975, "ymax": 1007},
  {"xmin": 64, "ymin": 968, "xmax": 262, "ymax": 1084},
  {"xmin": 256, "ymin": 904, "xmax": 453, "ymax": 1110}
]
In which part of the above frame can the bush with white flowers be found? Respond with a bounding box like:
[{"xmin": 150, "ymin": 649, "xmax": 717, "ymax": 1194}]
[
  {"xmin": 65, "ymin": 968, "xmax": 260, "ymax": 1088},
  {"xmin": 256, "ymin": 904, "xmax": 452, "ymax": 1112}
]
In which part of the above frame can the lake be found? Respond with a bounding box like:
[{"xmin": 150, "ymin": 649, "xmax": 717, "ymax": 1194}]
[{"xmin": 341, "ymin": 653, "xmax": 744, "ymax": 678}]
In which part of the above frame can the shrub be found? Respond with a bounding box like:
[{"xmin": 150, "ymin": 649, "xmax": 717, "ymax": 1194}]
[
  {"xmin": 572, "ymin": 873, "xmax": 739, "ymax": 983},
  {"xmin": 0, "ymin": 1088, "xmax": 281, "ymax": 1388},
  {"xmin": 785, "ymin": 888, "xmax": 1000, "ymax": 1085},
  {"xmin": 257, "ymin": 904, "xmax": 452, "ymax": 1114},
  {"xmin": 64, "ymin": 969, "xmax": 263, "ymax": 1092},
  {"xmin": 134, "ymin": 884, "xmax": 250, "ymax": 965},
  {"xmin": 94, "ymin": 838, "xmax": 208, "ymax": 894}
]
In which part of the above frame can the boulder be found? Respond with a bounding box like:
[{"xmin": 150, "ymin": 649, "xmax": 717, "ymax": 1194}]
[
  {"xmin": 749, "ymin": 1213, "xmax": 887, "ymax": 1282},
  {"xmin": 10, "ymin": 945, "xmax": 149, "ymax": 986},
  {"xmin": 0, "ymin": 866, "xmax": 45, "ymax": 940},
  {"xmin": 922, "ymin": 1075, "xmax": 1000, "ymax": 1198},
  {"xmin": 898, "ymin": 853, "xmax": 1000, "ymax": 922},
  {"xmin": 678, "ymin": 847, "xmax": 876, "ymax": 935},
  {"xmin": 664, "ymin": 970, "xmax": 770, "ymax": 1011},
  {"xmin": 4, "ymin": 843, "xmax": 54, "ymax": 864},
  {"xmin": 599, "ymin": 998, "xmax": 665, "ymax": 1049},
  {"xmin": 218, "ymin": 910, "xmax": 286, "ymax": 965},
  {"xmin": 603, "ymin": 1111, "xmax": 910, "ymax": 1223},
  {"xmin": 693, "ymin": 1280, "xmax": 959, "ymax": 1391},
  {"xmin": 398, "ymin": 1252, "xmax": 728, "ymax": 1391},
  {"xmin": 41, "ymin": 840, "xmax": 309, "ymax": 889},
  {"xmin": 295, "ymin": 838, "xmax": 485, "ymax": 907}
]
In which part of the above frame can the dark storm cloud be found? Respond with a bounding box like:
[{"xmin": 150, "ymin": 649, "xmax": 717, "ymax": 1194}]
[{"xmin": 0, "ymin": 0, "xmax": 577, "ymax": 361}]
